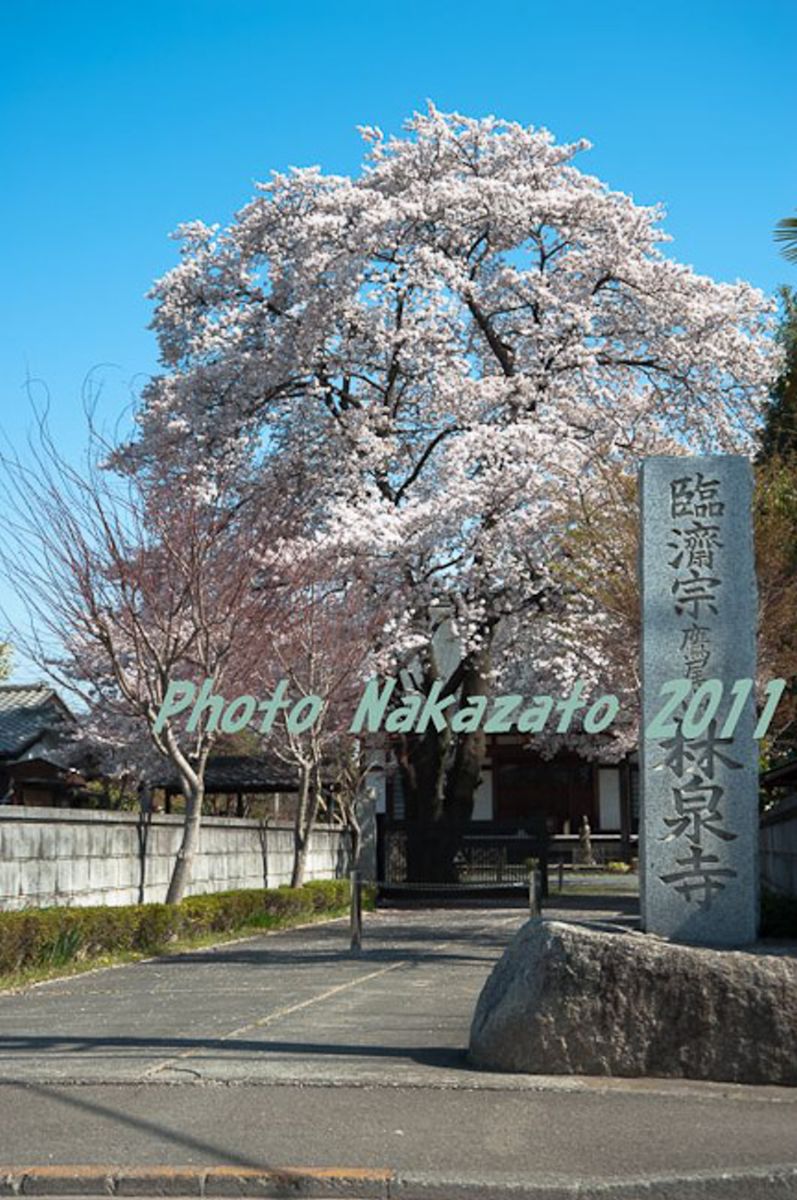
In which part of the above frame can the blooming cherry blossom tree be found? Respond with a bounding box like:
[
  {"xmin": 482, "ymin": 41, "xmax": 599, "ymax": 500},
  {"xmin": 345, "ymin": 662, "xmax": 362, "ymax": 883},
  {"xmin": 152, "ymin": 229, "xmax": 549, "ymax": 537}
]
[{"xmin": 122, "ymin": 106, "xmax": 779, "ymax": 878}]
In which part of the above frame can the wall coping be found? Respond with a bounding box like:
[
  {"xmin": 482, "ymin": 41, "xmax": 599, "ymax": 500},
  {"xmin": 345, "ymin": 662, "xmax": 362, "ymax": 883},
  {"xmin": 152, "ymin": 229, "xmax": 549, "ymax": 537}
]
[
  {"xmin": 548, "ymin": 833, "xmax": 638, "ymax": 842},
  {"xmin": 0, "ymin": 805, "xmax": 343, "ymax": 834}
]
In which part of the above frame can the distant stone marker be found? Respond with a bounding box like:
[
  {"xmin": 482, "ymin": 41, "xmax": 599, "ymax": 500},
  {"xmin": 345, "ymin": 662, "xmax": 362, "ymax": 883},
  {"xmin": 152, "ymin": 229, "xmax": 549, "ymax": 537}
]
[{"xmin": 639, "ymin": 455, "xmax": 758, "ymax": 946}]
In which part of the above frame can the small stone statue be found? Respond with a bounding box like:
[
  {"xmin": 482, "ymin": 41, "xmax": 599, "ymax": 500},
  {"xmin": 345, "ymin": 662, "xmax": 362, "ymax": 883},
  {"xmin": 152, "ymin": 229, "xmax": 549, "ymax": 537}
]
[{"xmin": 577, "ymin": 814, "xmax": 594, "ymax": 866}]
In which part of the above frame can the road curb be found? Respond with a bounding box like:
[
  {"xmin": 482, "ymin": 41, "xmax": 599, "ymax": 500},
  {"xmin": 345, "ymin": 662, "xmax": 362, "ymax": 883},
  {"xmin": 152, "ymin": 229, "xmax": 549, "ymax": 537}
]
[
  {"xmin": 394, "ymin": 1166, "xmax": 797, "ymax": 1198},
  {"xmin": 2, "ymin": 1165, "xmax": 797, "ymax": 1199},
  {"xmin": 0, "ymin": 1167, "xmax": 391, "ymax": 1198}
]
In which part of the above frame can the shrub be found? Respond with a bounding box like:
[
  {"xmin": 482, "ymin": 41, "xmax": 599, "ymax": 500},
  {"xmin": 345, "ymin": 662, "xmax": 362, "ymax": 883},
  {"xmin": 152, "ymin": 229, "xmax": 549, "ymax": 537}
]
[
  {"xmin": 0, "ymin": 877, "xmax": 354, "ymax": 982},
  {"xmin": 72, "ymin": 906, "xmax": 140, "ymax": 955},
  {"xmin": 605, "ymin": 861, "xmax": 632, "ymax": 874},
  {"xmin": 303, "ymin": 879, "xmax": 348, "ymax": 910},
  {"xmin": 134, "ymin": 904, "xmax": 182, "ymax": 951}
]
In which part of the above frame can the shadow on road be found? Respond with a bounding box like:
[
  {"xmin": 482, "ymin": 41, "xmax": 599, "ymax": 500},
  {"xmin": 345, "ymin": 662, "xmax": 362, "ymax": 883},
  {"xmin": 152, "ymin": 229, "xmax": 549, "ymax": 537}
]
[
  {"xmin": 7, "ymin": 1080, "xmax": 279, "ymax": 1169},
  {"xmin": 0, "ymin": 1032, "xmax": 467, "ymax": 1071},
  {"xmin": 145, "ymin": 915, "xmax": 520, "ymax": 968}
]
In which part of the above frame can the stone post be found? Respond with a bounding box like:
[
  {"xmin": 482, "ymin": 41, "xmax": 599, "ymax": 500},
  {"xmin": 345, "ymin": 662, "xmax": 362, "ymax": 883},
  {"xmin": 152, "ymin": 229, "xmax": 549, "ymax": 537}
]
[
  {"xmin": 354, "ymin": 783, "xmax": 378, "ymax": 882},
  {"xmin": 639, "ymin": 455, "xmax": 758, "ymax": 946}
]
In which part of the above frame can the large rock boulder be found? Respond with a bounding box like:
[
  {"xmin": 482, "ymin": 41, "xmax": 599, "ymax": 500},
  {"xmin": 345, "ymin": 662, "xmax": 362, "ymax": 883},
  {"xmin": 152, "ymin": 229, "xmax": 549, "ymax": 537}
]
[{"xmin": 469, "ymin": 919, "xmax": 797, "ymax": 1086}]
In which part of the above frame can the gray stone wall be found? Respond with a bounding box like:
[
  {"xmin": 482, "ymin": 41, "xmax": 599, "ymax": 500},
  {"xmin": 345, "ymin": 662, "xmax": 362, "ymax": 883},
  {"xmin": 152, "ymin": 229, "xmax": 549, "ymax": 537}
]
[
  {"xmin": 761, "ymin": 797, "xmax": 797, "ymax": 898},
  {"xmin": 0, "ymin": 807, "xmax": 351, "ymax": 910}
]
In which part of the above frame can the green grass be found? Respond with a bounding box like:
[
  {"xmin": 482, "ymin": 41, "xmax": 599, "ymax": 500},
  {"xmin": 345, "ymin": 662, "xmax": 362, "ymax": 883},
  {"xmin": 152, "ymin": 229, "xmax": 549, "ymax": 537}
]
[{"xmin": 547, "ymin": 881, "xmax": 640, "ymax": 897}]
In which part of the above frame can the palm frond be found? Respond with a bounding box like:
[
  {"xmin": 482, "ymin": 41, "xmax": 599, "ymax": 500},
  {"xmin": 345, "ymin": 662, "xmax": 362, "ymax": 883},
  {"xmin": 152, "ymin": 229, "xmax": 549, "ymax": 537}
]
[{"xmin": 775, "ymin": 215, "xmax": 797, "ymax": 263}]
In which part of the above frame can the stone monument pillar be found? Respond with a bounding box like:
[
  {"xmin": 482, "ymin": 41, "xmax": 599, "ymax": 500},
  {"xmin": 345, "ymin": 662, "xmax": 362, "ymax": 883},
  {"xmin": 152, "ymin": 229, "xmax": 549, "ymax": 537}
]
[{"xmin": 639, "ymin": 455, "xmax": 758, "ymax": 946}]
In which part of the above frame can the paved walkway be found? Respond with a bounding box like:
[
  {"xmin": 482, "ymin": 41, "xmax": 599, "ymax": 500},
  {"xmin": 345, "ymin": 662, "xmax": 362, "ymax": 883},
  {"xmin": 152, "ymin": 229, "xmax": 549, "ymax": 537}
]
[
  {"xmin": 0, "ymin": 899, "xmax": 796, "ymax": 1196},
  {"xmin": 0, "ymin": 905, "xmax": 529, "ymax": 1087}
]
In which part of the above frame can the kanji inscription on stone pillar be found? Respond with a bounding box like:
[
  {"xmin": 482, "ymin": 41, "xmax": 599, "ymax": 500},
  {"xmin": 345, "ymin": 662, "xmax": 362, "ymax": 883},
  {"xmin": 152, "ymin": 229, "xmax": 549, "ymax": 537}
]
[{"xmin": 639, "ymin": 455, "xmax": 758, "ymax": 946}]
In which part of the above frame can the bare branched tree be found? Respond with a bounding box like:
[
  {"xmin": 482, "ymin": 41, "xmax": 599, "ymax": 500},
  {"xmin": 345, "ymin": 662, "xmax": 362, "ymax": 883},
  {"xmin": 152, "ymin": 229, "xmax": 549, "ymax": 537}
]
[
  {"xmin": 253, "ymin": 550, "xmax": 382, "ymax": 886},
  {"xmin": 0, "ymin": 416, "xmax": 287, "ymax": 902}
]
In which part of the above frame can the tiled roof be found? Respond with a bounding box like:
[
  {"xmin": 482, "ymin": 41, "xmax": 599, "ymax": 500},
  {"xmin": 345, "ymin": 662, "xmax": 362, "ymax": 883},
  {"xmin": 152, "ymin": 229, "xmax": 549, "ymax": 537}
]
[
  {"xmin": 153, "ymin": 754, "xmax": 299, "ymax": 793},
  {"xmin": 0, "ymin": 684, "xmax": 74, "ymax": 758}
]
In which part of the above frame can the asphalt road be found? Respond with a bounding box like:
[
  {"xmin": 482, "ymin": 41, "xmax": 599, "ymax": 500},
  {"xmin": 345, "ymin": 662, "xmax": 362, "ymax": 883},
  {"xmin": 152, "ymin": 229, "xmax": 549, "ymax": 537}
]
[{"xmin": 0, "ymin": 898, "xmax": 796, "ymax": 1194}]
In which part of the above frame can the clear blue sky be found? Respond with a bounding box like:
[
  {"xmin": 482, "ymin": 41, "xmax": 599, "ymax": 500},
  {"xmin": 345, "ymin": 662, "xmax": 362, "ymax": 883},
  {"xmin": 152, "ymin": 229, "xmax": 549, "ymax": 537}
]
[{"xmin": 1, "ymin": 0, "xmax": 795, "ymax": 679}]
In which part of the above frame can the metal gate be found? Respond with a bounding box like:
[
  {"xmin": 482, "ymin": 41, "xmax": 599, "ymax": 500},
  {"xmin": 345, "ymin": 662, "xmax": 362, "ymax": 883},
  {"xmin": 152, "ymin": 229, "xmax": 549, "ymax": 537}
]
[{"xmin": 379, "ymin": 820, "xmax": 549, "ymax": 901}]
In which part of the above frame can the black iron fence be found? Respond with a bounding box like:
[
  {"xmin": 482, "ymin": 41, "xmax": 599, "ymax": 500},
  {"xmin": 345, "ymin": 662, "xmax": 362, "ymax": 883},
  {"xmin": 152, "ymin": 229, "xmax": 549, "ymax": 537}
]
[{"xmin": 381, "ymin": 821, "xmax": 548, "ymax": 899}]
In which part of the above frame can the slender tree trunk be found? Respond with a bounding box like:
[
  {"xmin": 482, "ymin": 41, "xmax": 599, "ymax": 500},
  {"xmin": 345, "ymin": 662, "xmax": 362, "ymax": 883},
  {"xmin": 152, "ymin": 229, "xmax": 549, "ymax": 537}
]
[
  {"xmin": 348, "ymin": 807, "xmax": 362, "ymax": 870},
  {"xmin": 165, "ymin": 778, "xmax": 204, "ymax": 904},
  {"xmin": 136, "ymin": 783, "xmax": 152, "ymax": 906},
  {"xmin": 291, "ymin": 762, "xmax": 322, "ymax": 888}
]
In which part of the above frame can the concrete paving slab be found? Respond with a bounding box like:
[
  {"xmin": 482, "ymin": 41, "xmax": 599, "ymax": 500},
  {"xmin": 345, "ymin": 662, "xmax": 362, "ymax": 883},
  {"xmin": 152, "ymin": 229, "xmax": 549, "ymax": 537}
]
[
  {"xmin": 0, "ymin": 1079, "xmax": 796, "ymax": 1181},
  {"xmin": 0, "ymin": 908, "xmax": 529, "ymax": 1086},
  {"xmin": 1, "ymin": 901, "xmax": 795, "ymax": 1195}
]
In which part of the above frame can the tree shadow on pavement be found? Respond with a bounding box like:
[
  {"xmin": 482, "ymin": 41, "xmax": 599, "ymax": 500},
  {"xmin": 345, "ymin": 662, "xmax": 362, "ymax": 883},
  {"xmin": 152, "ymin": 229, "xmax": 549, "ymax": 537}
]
[
  {"xmin": 6, "ymin": 1080, "xmax": 280, "ymax": 1170},
  {"xmin": 0, "ymin": 1032, "xmax": 468, "ymax": 1071}
]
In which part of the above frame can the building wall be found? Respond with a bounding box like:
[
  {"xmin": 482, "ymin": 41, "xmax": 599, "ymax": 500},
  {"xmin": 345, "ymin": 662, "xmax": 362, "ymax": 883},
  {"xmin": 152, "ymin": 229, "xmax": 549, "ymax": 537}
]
[
  {"xmin": 598, "ymin": 767, "xmax": 622, "ymax": 831},
  {"xmin": 760, "ymin": 795, "xmax": 797, "ymax": 898},
  {"xmin": 470, "ymin": 765, "xmax": 624, "ymax": 832},
  {"xmin": 472, "ymin": 771, "xmax": 493, "ymax": 821},
  {"xmin": 0, "ymin": 807, "xmax": 351, "ymax": 911}
]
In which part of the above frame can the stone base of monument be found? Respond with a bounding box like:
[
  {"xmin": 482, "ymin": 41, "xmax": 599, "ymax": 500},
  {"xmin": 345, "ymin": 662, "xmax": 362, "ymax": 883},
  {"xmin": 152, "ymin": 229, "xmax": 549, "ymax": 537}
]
[{"xmin": 469, "ymin": 919, "xmax": 797, "ymax": 1086}]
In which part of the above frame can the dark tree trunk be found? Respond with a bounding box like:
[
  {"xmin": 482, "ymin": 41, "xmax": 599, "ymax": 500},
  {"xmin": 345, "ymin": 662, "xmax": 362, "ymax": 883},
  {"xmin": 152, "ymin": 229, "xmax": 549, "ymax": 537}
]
[
  {"xmin": 443, "ymin": 650, "xmax": 490, "ymax": 830},
  {"xmin": 399, "ymin": 646, "xmax": 492, "ymax": 883},
  {"xmin": 398, "ymin": 723, "xmax": 449, "ymax": 881}
]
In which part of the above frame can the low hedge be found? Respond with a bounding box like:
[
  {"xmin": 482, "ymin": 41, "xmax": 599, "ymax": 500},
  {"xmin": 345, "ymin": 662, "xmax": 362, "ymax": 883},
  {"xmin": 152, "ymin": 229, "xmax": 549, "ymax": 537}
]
[{"xmin": 0, "ymin": 878, "xmax": 360, "ymax": 979}]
